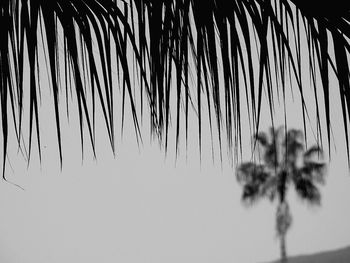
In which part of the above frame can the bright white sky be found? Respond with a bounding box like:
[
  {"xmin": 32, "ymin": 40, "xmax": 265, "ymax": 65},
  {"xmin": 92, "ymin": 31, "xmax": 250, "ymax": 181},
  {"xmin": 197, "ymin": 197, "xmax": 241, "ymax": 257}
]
[{"xmin": 1, "ymin": 9, "xmax": 350, "ymax": 263}]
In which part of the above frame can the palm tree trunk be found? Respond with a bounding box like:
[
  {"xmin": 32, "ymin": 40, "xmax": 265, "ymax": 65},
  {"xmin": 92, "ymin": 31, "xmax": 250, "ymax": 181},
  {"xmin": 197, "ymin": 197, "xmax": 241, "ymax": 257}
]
[
  {"xmin": 276, "ymin": 200, "xmax": 291, "ymax": 262},
  {"xmin": 280, "ymin": 233, "xmax": 287, "ymax": 262}
]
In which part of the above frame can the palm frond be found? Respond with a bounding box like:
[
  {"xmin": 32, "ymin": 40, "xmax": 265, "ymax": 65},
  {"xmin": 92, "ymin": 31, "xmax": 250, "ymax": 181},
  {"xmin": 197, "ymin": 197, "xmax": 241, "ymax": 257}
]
[
  {"xmin": 293, "ymin": 171, "xmax": 322, "ymax": 205},
  {"xmin": 1, "ymin": 0, "xmax": 350, "ymax": 176},
  {"xmin": 261, "ymin": 126, "xmax": 285, "ymax": 169},
  {"xmin": 1, "ymin": 0, "xmax": 141, "ymax": 178},
  {"xmin": 301, "ymin": 161, "xmax": 327, "ymax": 184},
  {"xmin": 254, "ymin": 131, "xmax": 269, "ymax": 147},
  {"xmin": 237, "ymin": 162, "xmax": 268, "ymax": 183},
  {"xmin": 284, "ymin": 128, "xmax": 304, "ymax": 164},
  {"xmin": 260, "ymin": 175, "xmax": 278, "ymax": 201},
  {"xmin": 263, "ymin": 145, "xmax": 279, "ymax": 169},
  {"xmin": 303, "ymin": 145, "xmax": 324, "ymax": 160},
  {"xmin": 237, "ymin": 161, "xmax": 273, "ymax": 204}
]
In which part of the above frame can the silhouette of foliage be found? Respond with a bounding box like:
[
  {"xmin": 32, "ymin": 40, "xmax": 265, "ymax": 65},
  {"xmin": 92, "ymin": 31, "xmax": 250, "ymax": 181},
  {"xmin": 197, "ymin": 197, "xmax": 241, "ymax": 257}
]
[
  {"xmin": 237, "ymin": 126, "xmax": 326, "ymax": 262},
  {"xmin": 1, "ymin": 0, "xmax": 349, "ymax": 177}
]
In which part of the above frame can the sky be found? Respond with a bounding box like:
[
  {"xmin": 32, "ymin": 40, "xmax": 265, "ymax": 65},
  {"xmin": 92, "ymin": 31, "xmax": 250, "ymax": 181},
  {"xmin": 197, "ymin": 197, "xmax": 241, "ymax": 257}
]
[{"xmin": 1, "ymin": 7, "xmax": 350, "ymax": 263}]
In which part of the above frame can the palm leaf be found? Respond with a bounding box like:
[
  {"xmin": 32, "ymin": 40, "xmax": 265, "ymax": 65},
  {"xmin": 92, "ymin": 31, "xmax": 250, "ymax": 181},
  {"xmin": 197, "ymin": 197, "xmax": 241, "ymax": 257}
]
[
  {"xmin": 293, "ymin": 174, "xmax": 322, "ymax": 205},
  {"xmin": 237, "ymin": 161, "xmax": 273, "ymax": 204},
  {"xmin": 1, "ymin": 0, "xmax": 141, "ymax": 178},
  {"xmin": 1, "ymin": 0, "xmax": 350, "ymax": 176},
  {"xmin": 303, "ymin": 145, "xmax": 324, "ymax": 160},
  {"xmin": 254, "ymin": 131, "xmax": 269, "ymax": 147},
  {"xmin": 302, "ymin": 161, "xmax": 327, "ymax": 184}
]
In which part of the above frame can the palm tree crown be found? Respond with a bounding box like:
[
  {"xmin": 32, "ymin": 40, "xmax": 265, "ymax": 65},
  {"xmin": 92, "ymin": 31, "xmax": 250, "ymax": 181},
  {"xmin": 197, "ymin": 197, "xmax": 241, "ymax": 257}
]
[{"xmin": 237, "ymin": 127, "xmax": 326, "ymax": 262}]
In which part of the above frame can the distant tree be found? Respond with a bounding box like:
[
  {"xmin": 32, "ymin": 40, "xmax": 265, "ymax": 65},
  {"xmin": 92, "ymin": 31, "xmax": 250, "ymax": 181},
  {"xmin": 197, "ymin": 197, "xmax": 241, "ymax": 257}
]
[{"xmin": 236, "ymin": 127, "xmax": 327, "ymax": 262}]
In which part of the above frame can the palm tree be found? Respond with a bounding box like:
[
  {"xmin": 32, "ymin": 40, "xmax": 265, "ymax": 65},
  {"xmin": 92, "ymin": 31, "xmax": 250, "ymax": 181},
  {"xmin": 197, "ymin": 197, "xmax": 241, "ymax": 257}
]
[
  {"xmin": 236, "ymin": 126, "xmax": 326, "ymax": 262},
  {"xmin": 1, "ymin": 1, "xmax": 349, "ymax": 176}
]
